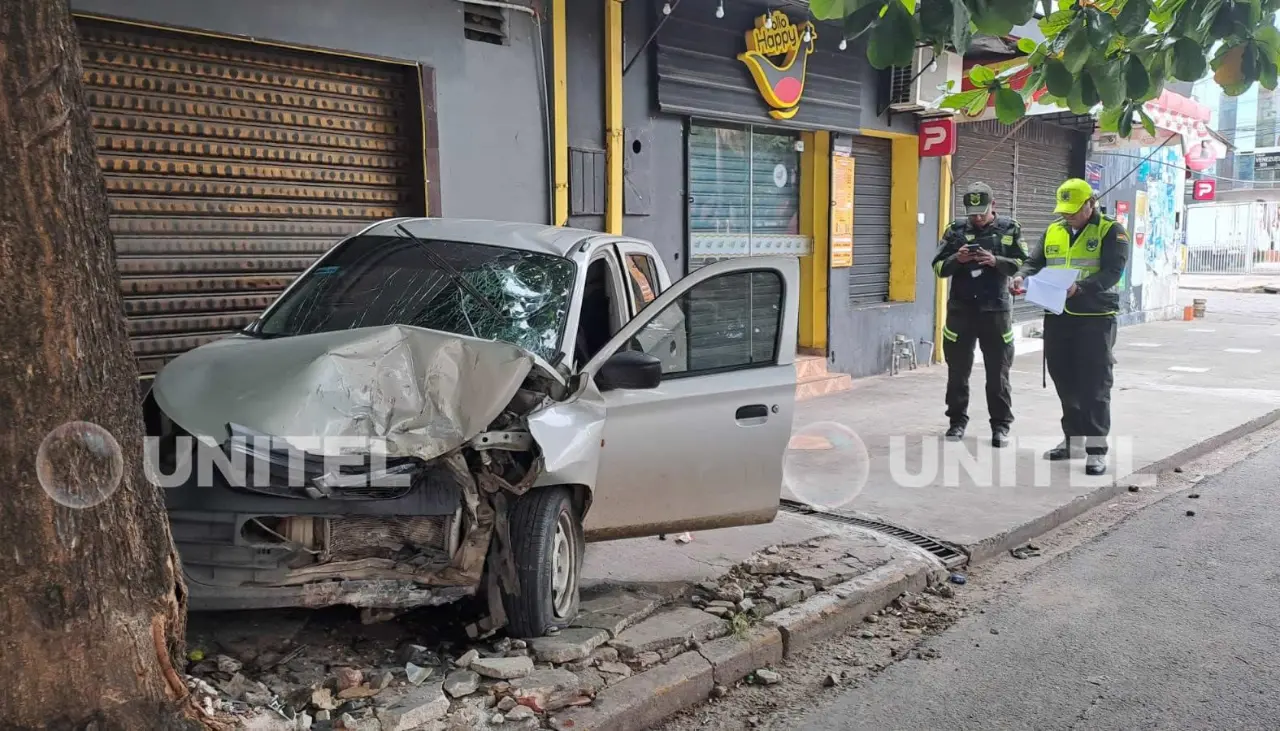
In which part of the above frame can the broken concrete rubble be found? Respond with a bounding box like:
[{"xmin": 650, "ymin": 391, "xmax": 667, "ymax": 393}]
[
  {"xmin": 376, "ymin": 683, "xmax": 451, "ymax": 731},
  {"xmin": 443, "ymin": 669, "xmax": 481, "ymax": 698},
  {"xmin": 527, "ymin": 627, "xmax": 609, "ymax": 663},
  {"xmin": 509, "ymin": 668, "xmax": 594, "ymax": 712},
  {"xmin": 470, "ymin": 656, "xmax": 534, "ymax": 680}
]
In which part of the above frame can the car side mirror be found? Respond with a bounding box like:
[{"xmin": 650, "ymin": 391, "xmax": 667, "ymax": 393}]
[{"xmin": 595, "ymin": 350, "xmax": 663, "ymax": 392}]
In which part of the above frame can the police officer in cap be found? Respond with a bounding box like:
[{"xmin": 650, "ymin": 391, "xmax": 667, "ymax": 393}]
[
  {"xmin": 932, "ymin": 182, "xmax": 1028, "ymax": 448},
  {"xmin": 1011, "ymin": 178, "xmax": 1130, "ymax": 476}
]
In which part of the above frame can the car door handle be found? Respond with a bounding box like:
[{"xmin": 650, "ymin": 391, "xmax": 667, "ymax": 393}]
[{"xmin": 735, "ymin": 404, "xmax": 769, "ymax": 425}]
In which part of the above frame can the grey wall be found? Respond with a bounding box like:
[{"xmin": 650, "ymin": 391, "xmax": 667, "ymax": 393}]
[
  {"xmin": 621, "ymin": 0, "xmax": 687, "ymax": 275},
  {"xmin": 565, "ymin": 0, "xmax": 606, "ymax": 232},
  {"xmin": 828, "ymin": 159, "xmax": 942, "ymax": 379},
  {"xmin": 72, "ymin": 0, "xmax": 551, "ymax": 224}
]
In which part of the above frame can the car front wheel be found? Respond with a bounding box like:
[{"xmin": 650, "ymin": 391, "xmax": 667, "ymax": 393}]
[{"xmin": 501, "ymin": 486, "xmax": 583, "ymax": 638}]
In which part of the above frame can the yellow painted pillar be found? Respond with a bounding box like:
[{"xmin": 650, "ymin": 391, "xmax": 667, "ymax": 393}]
[
  {"xmin": 798, "ymin": 131, "xmax": 831, "ymax": 351},
  {"xmin": 935, "ymin": 155, "xmax": 952, "ymax": 364},
  {"xmin": 552, "ymin": 0, "xmax": 569, "ymax": 226},
  {"xmin": 604, "ymin": 0, "xmax": 624, "ymax": 235},
  {"xmin": 886, "ymin": 135, "xmax": 920, "ymax": 302}
]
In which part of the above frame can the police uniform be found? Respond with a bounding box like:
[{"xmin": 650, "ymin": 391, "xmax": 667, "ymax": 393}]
[
  {"xmin": 1018, "ymin": 178, "xmax": 1130, "ymax": 475},
  {"xmin": 931, "ymin": 183, "xmax": 1028, "ymax": 446}
]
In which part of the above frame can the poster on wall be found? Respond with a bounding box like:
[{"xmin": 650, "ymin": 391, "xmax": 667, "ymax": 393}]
[
  {"xmin": 1132, "ymin": 191, "xmax": 1149, "ymax": 287},
  {"xmin": 830, "ymin": 155, "xmax": 855, "ymax": 268},
  {"xmin": 1115, "ymin": 200, "xmax": 1131, "ymax": 230}
]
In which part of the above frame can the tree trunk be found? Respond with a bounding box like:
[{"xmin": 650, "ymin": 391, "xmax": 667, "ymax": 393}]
[{"xmin": 0, "ymin": 2, "xmax": 198, "ymax": 728}]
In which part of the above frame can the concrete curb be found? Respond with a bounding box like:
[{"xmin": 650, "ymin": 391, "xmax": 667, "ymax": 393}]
[
  {"xmin": 964, "ymin": 406, "xmax": 1280, "ymax": 564},
  {"xmin": 548, "ymin": 552, "xmax": 940, "ymax": 731},
  {"xmin": 764, "ymin": 553, "xmax": 938, "ymax": 657}
]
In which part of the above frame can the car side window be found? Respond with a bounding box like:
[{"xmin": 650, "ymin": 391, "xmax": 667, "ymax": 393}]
[
  {"xmin": 630, "ymin": 269, "xmax": 783, "ymax": 376},
  {"xmin": 624, "ymin": 253, "xmax": 661, "ymax": 310}
]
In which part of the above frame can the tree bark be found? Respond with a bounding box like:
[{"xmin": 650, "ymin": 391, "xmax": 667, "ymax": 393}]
[{"xmin": 0, "ymin": 2, "xmax": 198, "ymax": 729}]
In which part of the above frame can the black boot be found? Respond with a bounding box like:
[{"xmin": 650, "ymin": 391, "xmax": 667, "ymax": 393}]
[
  {"xmin": 992, "ymin": 426, "xmax": 1010, "ymax": 448},
  {"xmin": 945, "ymin": 424, "xmax": 965, "ymax": 441},
  {"xmin": 1043, "ymin": 440, "xmax": 1085, "ymax": 460},
  {"xmin": 1085, "ymin": 454, "xmax": 1107, "ymax": 475}
]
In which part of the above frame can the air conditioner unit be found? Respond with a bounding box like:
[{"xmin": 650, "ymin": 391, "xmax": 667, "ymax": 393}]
[{"xmin": 888, "ymin": 48, "xmax": 962, "ymax": 115}]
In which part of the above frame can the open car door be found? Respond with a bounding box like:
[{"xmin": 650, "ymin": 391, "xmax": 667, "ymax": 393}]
[{"xmin": 577, "ymin": 256, "xmax": 800, "ymax": 539}]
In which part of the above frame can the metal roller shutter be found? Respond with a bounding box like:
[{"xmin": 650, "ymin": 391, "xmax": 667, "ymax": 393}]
[
  {"xmin": 847, "ymin": 135, "xmax": 892, "ymax": 305},
  {"xmin": 76, "ymin": 19, "xmax": 423, "ymax": 376},
  {"xmin": 952, "ymin": 119, "xmax": 1073, "ymax": 323}
]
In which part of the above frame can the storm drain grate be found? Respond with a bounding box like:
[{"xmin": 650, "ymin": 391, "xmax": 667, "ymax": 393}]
[{"xmin": 779, "ymin": 500, "xmax": 968, "ymax": 568}]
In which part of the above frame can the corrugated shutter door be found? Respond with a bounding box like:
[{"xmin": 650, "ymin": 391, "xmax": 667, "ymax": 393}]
[
  {"xmin": 688, "ymin": 125, "xmax": 751, "ymax": 267},
  {"xmin": 953, "ymin": 120, "xmax": 1073, "ymax": 322},
  {"xmin": 848, "ymin": 135, "xmax": 892, "ymax": 305},
  {"xmin": 77, "ymin": 19, "xmax": 423, "ymax": 376}
]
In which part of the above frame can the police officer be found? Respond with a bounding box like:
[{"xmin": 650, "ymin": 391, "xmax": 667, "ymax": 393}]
[
  {"xmin": 932, "ymin": 182, "xmax": 1028, "ymax": 448},
  {"xmin": 1011, "ymin": 178, "xmax": 1130, "ymax": 476}
]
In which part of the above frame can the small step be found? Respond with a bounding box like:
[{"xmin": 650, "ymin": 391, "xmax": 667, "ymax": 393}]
[
  {"xmin": 796, "ymin": 372, "xmax": 853, "ymax": 401},
  {"xmin": 795, "ymin": 354, "xmax": 830, "ymax": 382}
]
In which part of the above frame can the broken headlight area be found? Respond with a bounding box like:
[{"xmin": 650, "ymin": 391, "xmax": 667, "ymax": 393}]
[{"xmin": 144, "ymin": 383, "xmax": 550, "ymax": 612}]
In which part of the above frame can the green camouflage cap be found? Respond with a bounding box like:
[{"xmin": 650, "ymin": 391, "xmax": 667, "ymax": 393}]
[{"xmin": 963, "ymin": 182, "xmax": 993, "ymax": 215}]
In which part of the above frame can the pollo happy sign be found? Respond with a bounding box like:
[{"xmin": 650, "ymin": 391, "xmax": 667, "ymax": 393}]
[{"xmin": 738, "ymin": 11, "xmax": 817, "ymax": 120}]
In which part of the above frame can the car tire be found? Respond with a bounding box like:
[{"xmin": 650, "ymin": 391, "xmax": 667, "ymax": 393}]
[{"xmin": 501, "ymin": 486, "xmax": 584, "ymax": 638}]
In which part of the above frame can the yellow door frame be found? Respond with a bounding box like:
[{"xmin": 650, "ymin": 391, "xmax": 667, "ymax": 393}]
[
  {"xmin": 552, "ymin": 0, "xmax": 569, "ymax": 225},
  {"xmin": 935, "ymin": 155, "xmax": 952, "ymax": 363},
  {"xmin": 604, "ymin": 0, "xmax": 624, "ymax": 235},
  {"xmin": 798, "ymin": 131, "xmax": 831, "ymax": 351}
]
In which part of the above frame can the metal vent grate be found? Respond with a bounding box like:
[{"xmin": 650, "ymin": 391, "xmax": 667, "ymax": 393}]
[
  {"xmin": 888, "ymin": 65, "xmax": 914, "ymax": 106},
  {"xmin": 780, "ymin": 500, "xmax": 968, "ymax": 568},
  {"xmin": 463, "ymin": 3, "xmax": 507, "ymax": 45}
]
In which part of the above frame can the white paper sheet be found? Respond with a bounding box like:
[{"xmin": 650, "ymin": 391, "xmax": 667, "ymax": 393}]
[{"xmin": 1024, "ymin": 269, "xmax": 1080, "ymax": 315}]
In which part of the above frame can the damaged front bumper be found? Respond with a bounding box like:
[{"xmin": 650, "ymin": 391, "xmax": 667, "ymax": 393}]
[{"xmin": 145, "ymin": 325, "xmax": 566, "ymax": 612}]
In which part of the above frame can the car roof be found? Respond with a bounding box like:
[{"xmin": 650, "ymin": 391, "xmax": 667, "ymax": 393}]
[{"xmin": 361, "ymin": 217, "xmax": 610, "ymax": 258}]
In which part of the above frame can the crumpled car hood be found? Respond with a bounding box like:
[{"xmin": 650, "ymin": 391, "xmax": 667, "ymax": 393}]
[{"xmin": 151, "ymin": 324, "xmax": 547, "ymax": 461}]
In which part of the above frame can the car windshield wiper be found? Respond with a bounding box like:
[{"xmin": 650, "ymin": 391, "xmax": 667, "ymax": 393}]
[{"xmin": 394, "ymin": 224, "xmax": 505, "ymax": 323}]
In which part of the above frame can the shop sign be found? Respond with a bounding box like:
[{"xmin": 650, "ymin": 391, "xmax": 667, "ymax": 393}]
[
  {"xmin": 830, "ymin": 155, "xmax": 855, "ymax": 268},
  {"xmin": 738, "ymin": 11, "xmax": 817, "ymax": 120},
  {"xmin": 918, "ymin": 118, "xmax": 956, "ymax": 157},
  {"xmin": 1254, "ymin": 150, "xmax": 1280, "ymax": 171},
  {"xmin": 1192, "ymin": 179, "xmax": 1216, "ymax": 201}
]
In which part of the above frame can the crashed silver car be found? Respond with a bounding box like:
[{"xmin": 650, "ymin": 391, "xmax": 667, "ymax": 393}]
[{"xmin": 143, "ymin": 218, "xmax": 800, "ymax": 637}]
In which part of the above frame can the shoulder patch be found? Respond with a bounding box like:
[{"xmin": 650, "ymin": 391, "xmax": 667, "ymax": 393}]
[{"xmin": 1116, "ymin": 230, "xmax": 1129, "ymax": 243}]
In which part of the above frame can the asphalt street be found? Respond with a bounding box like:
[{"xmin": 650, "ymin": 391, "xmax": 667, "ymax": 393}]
[{"xmin": 786, "ymin": 433, "xmax": 1280, "ymax": 731}]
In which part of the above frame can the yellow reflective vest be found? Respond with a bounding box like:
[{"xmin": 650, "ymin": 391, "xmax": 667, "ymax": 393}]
[{"xmin": 1042, "ymin": 216, "xmax": 1121, "ymax": 316}]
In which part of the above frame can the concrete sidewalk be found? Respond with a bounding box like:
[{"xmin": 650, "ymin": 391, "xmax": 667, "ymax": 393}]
[
  {"xmin": 789, "ymin": 289, "xmax": 1280, "ymax": 561},
  {"xmin": 1180, "ymin": 272, "xmax": 1280, "ymax": 293}
]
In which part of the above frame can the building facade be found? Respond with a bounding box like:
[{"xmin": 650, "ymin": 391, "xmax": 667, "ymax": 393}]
[
  {"xmin": 69, "ymin": 0, "xmax": 553, "ymax": 376},
  {"xmin": 566, "ymin": 0, "xmax": 946, "ymax": 380}
]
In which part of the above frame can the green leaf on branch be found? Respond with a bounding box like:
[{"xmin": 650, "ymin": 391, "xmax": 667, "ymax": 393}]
[
  {"xmin": 1260, "ymin": 53, "xmax": 1278, "ymax": 90},
  {"xmin": 972, "ymin": 11, "xmax": 1016, "ymax": 36},
  {"xmin": 1116, "ymin": 0, "xmax": 1152, "ymax": 34},
  {"xmin": 1039, "ymin": 8, "xmax": 1076, "ymax": 36},
  {"xmin": 1171, "ymin": 36, "xmax": 1209, "ymax": 80},
  {"xmin": 1119, "ymin": 106, "xmax": 1135, "ymax": 136},
  {"xmin": 1089, "ymin": 62, "xmax": 1127, "ymax": 107},
  {"xmin": 1067, "ymin": 78, "xmax": 1094, "ymax": 113},
  {"xmin": 1125, "ymin": 55, "xmax": 1154, "ymax": 97},
  {"xmin": 969, "ymin": 64, "xmax": 997, "ymax": 87},
  {"xmin": 921, "ymin": 0, "xmax": 973, "ymax": 52},
  {"xmin": 1080, "ymin": 72, "xmax": 1102, "ymax": 106},
  {"xmin": 899, "ymin": 0, "xmax": 915, "ymax": 13},
  {"xmin": 843, "ymin": 2, "xmax": 888, "ymax": 43},
  {"xmin": 1044, "ymin": 57, "xmax": 1075, "ymax": 96},
  {"xmin": 940, "ymin": 88, "xmax": 989, "ymax": 111},
  {"xmin": 992, "ymin": 0, "xmax": 1039, "ymax": 24},
  {"xmin": 1099, "ymin": 105, "xmax": 1126, "ymax": 132},
  {"xmin": 809, "ymin": 0, "xmax": 851, "ymax": 20},
  {"xmin": 1018, "ymin": 37, "xmax": 1039, "ymax": 54},
  {"xmin": 868, "ymin": 1, "xmax": 920, "ymax": 69},
  {"xmin": 995, "ymin": 87, "xmax": 1027, "ymax": 123},
  {"xmin": 1064, "ymin": 29, "xmax": 1093, "ymax": 73},
  {"xmin": 1137, "ymin": 105, "xmax": 1158, "ymax": 135}
]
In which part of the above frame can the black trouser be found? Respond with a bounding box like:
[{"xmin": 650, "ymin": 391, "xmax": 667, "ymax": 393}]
[
  {"xmin": 1043, "ymin": 313, "xmax": 1117, "ymax": 455},
  {"xmin": 942, "ymin": 307, "xmax": 1014, "ymax": 430}
]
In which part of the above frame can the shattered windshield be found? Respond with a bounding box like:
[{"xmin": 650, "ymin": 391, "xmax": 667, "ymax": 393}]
[{"xmin": 253, "ymin": 235, "xmax": 576, "ymax": 360}]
